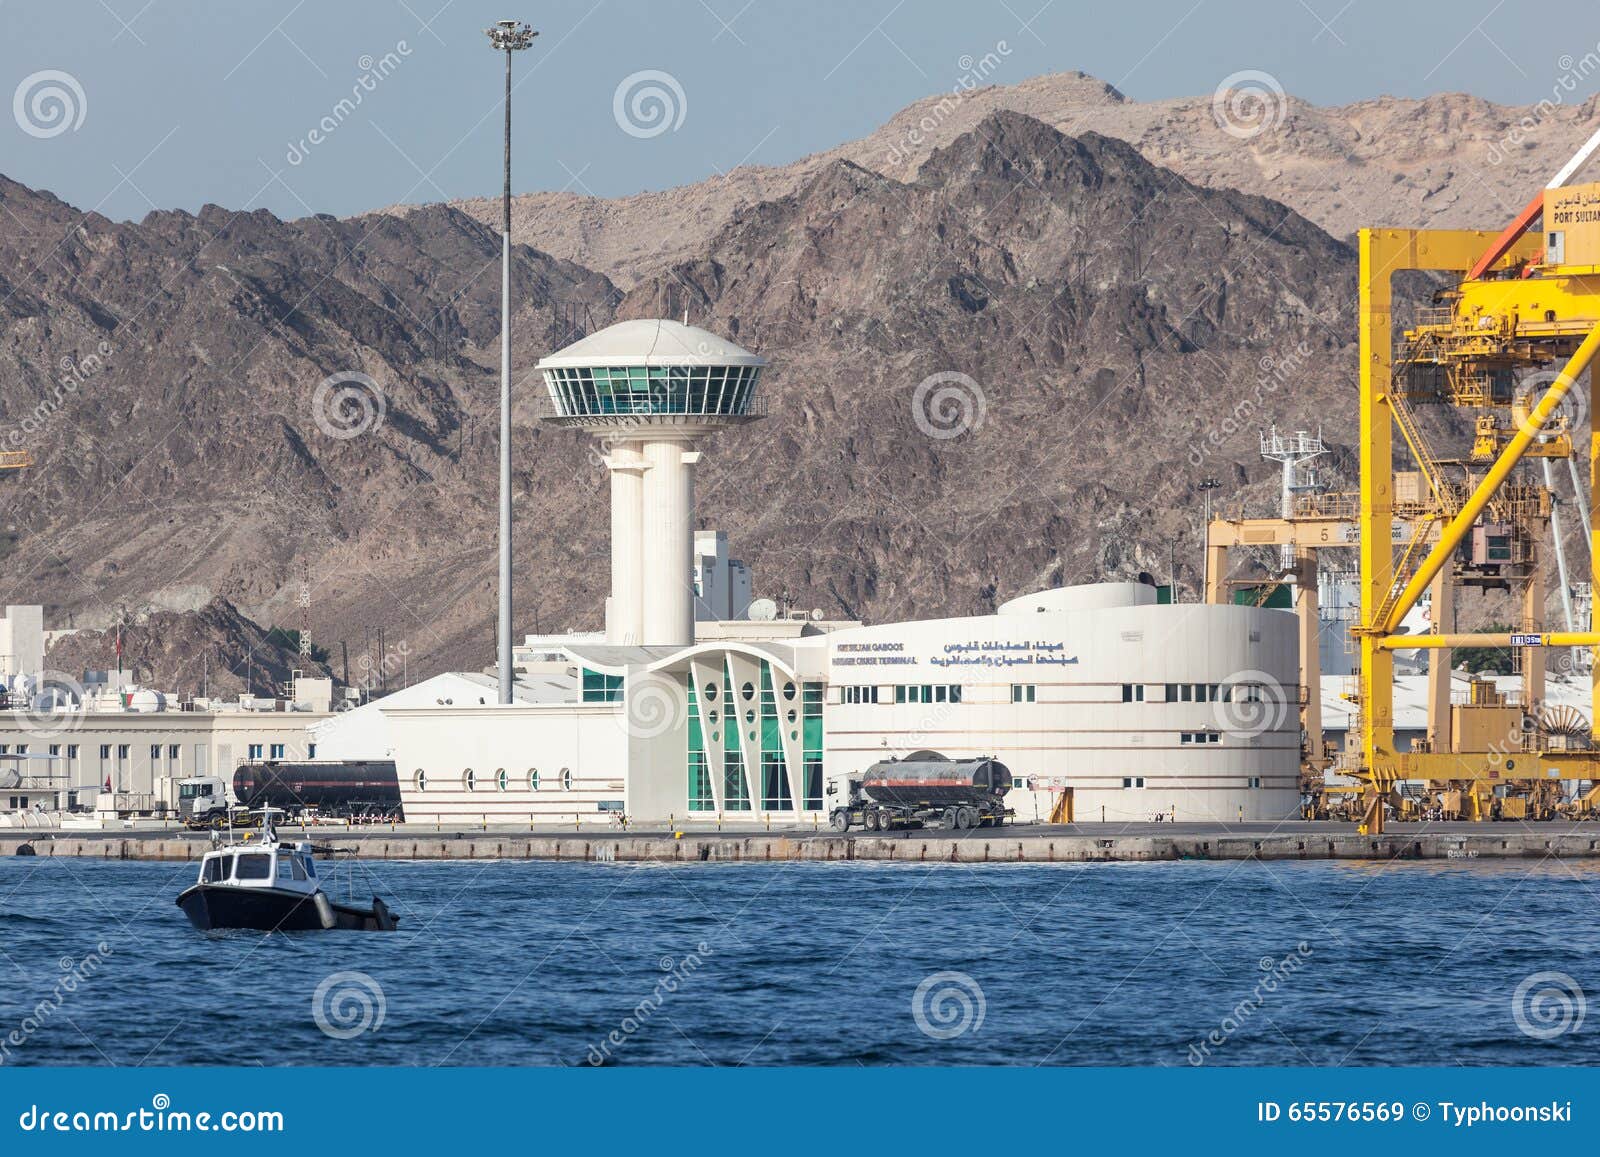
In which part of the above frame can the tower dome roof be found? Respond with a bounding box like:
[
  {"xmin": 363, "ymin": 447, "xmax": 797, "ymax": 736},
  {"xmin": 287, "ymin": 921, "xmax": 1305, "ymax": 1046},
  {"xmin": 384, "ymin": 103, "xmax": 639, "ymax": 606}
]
[{"xmin": 536, "ymin": 318, "xmax": 765, "ymax": 369}]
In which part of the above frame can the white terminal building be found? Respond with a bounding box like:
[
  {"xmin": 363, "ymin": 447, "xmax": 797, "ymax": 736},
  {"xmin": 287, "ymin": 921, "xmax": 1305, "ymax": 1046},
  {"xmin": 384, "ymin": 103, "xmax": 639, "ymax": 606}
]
[{"xmin": 314, "ymin": 319, "xmax": 1302, "ymax": 824}]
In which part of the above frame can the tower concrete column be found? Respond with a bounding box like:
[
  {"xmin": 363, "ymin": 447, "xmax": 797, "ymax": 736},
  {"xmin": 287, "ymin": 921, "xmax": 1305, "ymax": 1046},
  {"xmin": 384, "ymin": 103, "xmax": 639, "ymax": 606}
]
[
  {"xmin": 605, "ymin": 442, "xmax": 646, "ymax": 645},
  {"xmin": 641, "ymin": 436, "xmax": 695, "ymax": 646}
]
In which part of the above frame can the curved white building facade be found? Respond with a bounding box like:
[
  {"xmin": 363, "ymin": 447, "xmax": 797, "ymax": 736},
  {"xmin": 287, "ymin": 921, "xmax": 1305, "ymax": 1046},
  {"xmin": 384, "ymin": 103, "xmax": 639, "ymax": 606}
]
[{"xmin": 821, "ymin": 582, "xmax": 1301, "ymax": 823}]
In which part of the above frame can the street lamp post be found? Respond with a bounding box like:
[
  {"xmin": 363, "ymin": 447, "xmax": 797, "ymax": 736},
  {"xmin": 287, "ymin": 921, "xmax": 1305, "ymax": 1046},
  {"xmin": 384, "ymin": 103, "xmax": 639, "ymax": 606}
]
[
  {"xmin": 485, "ymin": 18, "xmax": 538, "ymax": 706},
  {"xmin": 1197, "ymin": 477, "xmax": 1221, "ymax": 602}
]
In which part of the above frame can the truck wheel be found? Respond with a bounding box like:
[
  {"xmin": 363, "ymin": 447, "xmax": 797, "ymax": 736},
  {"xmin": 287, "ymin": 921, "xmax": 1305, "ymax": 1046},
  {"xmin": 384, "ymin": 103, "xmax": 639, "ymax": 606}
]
[
  {"xmin": 943, "ymin": 807, "xmax": 958, "ymax": 829},
  {"xmin": 864, "ymin": 810, "xmax": 880, "ymax": 831},
  {"xmin": 878, "ymin": 810, "xmax": 895, "ymax": 831},
  {"xmin": 957, "ymin": 807, "xmax": 976, "ymax": 829},
  {"xmin": 830, "ymin": 810, "xmax": 850, "ymax": 832}
]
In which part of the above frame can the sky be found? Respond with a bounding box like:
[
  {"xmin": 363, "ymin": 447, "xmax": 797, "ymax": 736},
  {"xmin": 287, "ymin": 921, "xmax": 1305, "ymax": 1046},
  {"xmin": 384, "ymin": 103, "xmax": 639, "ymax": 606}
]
[{"xmin": 3, "ymin": 0, "xmax": 1599, "ymax": 222}]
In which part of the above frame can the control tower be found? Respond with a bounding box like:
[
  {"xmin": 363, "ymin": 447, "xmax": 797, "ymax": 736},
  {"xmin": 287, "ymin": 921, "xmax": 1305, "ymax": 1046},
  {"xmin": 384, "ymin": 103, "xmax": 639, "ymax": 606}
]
[{"xmin": 536, "ymin": 319, "xmax": 766, "ymax": 647}]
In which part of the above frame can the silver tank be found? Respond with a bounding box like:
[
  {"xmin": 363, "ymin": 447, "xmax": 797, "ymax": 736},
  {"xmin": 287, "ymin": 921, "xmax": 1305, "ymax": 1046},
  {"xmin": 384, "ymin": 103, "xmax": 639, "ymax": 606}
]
[{"xmin": 859, "ymin": 754, "xmax": 1010, "ymax": 808}]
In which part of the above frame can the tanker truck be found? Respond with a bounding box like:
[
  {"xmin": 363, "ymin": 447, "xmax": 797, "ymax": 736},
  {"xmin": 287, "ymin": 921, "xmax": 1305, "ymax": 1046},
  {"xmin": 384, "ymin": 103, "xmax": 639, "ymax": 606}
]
[
  {"xmin": 177, "ymin": 760, "xmax": 402, "ymax": 828},
  {"xmin": 828, "ymin": 752, "xmax": 1014, "ymax": 832}
]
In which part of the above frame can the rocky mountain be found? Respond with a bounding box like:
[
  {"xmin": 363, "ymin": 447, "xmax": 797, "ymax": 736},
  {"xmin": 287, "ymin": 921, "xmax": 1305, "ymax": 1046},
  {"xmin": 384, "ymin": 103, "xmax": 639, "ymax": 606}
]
[
  {"xmin": 0, "ymin": 172, "xmax": 618, "ymax": 678},
  {"xmin": 43, "ymin": 597, "xmax": 328, "ymax": 699},
  {"xmin": 606, "ymin": 111, "xmax": 1358, "ymax": 619},
  {"xmin": 24, "ymin": 62, "xmax": 1580, "ymax": 682},
  {"xmin": 434, "ymin": 71, "xmax": 1599, "ymax": 288}
]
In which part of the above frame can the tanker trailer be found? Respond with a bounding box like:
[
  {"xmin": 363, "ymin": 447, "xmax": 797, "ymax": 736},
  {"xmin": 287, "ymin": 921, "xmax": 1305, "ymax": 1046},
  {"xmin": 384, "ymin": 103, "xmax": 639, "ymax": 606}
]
[
  {"xmin": 829, "ymin": 752, "xmax": 1014, "ymax": 832},
  {"xmin": 232, "ymin": 760, "xmax": 403, "ymax": 821}
]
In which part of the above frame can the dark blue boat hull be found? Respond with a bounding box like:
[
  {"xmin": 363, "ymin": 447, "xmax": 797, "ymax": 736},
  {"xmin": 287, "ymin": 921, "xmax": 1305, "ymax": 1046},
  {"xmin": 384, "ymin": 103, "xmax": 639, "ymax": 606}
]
[{"xmin": 176, "ymin": 885, "xmax": 397, "ymax": 932}]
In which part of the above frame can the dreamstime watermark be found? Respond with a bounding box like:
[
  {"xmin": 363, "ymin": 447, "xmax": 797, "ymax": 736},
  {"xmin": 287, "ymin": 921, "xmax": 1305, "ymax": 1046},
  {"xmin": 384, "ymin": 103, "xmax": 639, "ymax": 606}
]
[
  {"xmin": 1187, "ymin": 942, "xmax": 1312, "ymax": 1065},
  {"xmin": 311, "ymin": 970, "xmax": 386, "ymax": 1040},
  {"xmin": 5, "ymin": 340, "xmax": 114, "ymax": 448},
  {"xmin": 1211, "ymin": 70, "xmax": 1288, "ymax": 141},
  {"xmin": 1486, "ymin": 47, "xmax": 1600, "ymax": 166},
  {"xmin": 1512, "ymin": 970, "xmax": 1585, "ymax": 1040},
  {"xmin": 16, "ymin": 1095, "xmax": 283, "ymax": 1133},
  {"xmin": 585, "ymin": 942, "xmax": 713, "ymax": 1065},
  {"xmin": 1187, "ymin": 340, "xmax": 1313, "ymax": 467},
  {"xmin": 1211, "ymin": 671, "xmax": 1291, "ymax": 741},
  {"xmin": 13, "ymin": 70, "xmax": 86, "ymax": 139},
  {"xmin": 285, "ymin": 43, "xmax": 412, "ymax": 165},
  {"xmin": 911, "ymin": 970, "xmax": 985, "ymax": 1040},
  {"xmin": 616, "ymin": 670, "xmax": 688, "ymax": 740},
  {"xmin": 612, "ymin": 70, "xmax": 686, "ymax": 139},
  {"xmin": 12, "ymin": 671, "xmax": 88, "ymax": 740},
  {"xmin": 0, "ymin": 942, "xmax": 112, "ymax": 1065},
  {"xmin": 912, "ymin": 371, "xmax": 986, "ymax": 440},
  {"xmin": 311, "ymin": 371, "xmax": 387, "ymax": 439},
  {"xmin": 883, "ymin": 41, "xmax": 1012, "ymax": 168},
  {"xmin": 1513, "ymin": 369, "xmax": 1587, "ymax": 442}
]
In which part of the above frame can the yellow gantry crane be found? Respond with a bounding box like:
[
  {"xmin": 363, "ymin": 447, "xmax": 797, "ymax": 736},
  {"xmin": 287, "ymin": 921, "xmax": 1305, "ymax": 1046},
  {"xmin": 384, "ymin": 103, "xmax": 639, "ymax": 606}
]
[{"xmin": 1351, "ymin": 174, "xmax": 1600, "ymax": 832}]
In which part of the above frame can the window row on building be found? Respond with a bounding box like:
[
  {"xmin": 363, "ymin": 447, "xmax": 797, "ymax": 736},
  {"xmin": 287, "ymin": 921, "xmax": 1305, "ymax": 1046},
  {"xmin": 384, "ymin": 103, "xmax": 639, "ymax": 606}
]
[
  {"xmin": 411, "ymin": 767, "xmax": 576, "ymax": 793},
  {"xmin": 841, "ymin": 683, "xmax": 1037, "ymax": 704},
  {"xmin": 894, "ymin": 684, "xmax": 963, "ymax": 704},
  {"xmin": 1123, "ymin": 774, "xmax": 1266, "ymax": 789},
  {"xmin": 836, "ymin": 682, "xmax": 1272, "ymax": 706},
  {"xmin": 545, "ymin": 364, "xmax": 761, "ymax": 418},
  {"xmin": 1122, "ymin": 683, "xmax": 1270, "ymax": 704}
]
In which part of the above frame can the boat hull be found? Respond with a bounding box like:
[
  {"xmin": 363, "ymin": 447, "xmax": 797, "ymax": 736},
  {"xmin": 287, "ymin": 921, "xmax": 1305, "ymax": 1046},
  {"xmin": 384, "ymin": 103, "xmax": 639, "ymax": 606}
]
[{"xmin": 176, "ymin": 885, "xmax": 397, "ymax": 932}]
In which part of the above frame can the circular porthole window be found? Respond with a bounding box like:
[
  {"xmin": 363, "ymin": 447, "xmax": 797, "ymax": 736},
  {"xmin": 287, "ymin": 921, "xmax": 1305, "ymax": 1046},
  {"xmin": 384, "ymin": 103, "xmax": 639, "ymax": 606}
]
[
  {"xmin": 529, "ymin": 768, "xmax": 539, "ymax": 791},
  {"xmin": 704, "ymin": 683, "xmax": 718, "ymax": 701},
  {"xmin": 741, "ymin": 682, "xmax": 755, "ymax": 701},
  {"xmin": 745, "ymin": 709, "xmax": 756, "ymax": 724},
  {"xmin": 708, "ymin": 709, "xmax": 719, "ymax": 725},
  {"xmin": 464, "ymin": 768, "xmax": 476, "ymax": 791},
  {"xmin": 782, "ymin": 682, "xmax": 797, "ymax": 701},
  {"xmin": 561, "ymin": 768, "xmax": 574, "ymax": 791},
  {"xmin": 414, "ymin": 769, "xmax": 427, "ymax": 791},
  {"xmin": 786, "ymin": 709, "xmax": 797, "ymax": 724},
  {"xmin": 711, "ymin": 730, "xmax": 719, "ymax": 742},
  {"xmin": 496, "ymin": 768, "xmax": 508, "ymax": 792}
]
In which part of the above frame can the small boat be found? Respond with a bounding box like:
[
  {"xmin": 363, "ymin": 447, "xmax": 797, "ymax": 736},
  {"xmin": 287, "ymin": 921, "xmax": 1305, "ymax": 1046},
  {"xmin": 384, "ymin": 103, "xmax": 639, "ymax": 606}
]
[{"xmin": 175, "ymin": 811, "xmax": 398, "ymax": 933}]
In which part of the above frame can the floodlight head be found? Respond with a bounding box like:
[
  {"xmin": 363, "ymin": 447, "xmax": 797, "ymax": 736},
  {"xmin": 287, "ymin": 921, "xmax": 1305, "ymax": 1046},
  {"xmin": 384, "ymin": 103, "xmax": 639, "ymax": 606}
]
[{"xmin": 486, "ymin": 20, "xmax": 538, "ymax": 50}]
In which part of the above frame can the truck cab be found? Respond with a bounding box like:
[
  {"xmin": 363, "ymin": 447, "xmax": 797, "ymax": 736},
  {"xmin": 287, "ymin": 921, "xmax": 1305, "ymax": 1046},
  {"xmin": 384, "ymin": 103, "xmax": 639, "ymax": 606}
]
[{"xmin": 176, "ymin": 776, "xmax": 234, "ymax": 826}]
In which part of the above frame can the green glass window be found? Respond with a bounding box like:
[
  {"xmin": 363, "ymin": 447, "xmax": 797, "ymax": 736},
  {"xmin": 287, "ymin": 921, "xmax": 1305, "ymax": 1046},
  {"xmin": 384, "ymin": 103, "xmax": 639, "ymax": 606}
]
[
  {"xmin": 688, "ymin": 752, "xmax": 714, "ymax": 811},
  {"xmin": 758, "ymin": 662, "xmax": 790, "ymax": 810},
  {"xmin": 802, "ymin": 680, "xmax": 824, "ymax": 811},
  {"xmin": 722, "ymin": 747, "xmax": 750, "ymax": 810},
  {"xmin": 547, "ymin": 363, "xmax": 761, "ymax": 417},
  {"xmin": 581, "ymin": 668, "xmax": 624, "ymax": 703}
]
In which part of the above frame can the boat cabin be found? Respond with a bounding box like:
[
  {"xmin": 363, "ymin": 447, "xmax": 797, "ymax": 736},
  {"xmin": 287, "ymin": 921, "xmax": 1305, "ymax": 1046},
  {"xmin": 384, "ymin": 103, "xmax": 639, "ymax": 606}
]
[{"xmin": 195, "ymin": 842, "xmax": 319, "ymax": 894}]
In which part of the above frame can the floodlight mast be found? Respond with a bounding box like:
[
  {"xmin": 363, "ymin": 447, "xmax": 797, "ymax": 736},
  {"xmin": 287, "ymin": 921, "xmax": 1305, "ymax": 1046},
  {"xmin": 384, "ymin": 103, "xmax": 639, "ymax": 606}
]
[{"xmin": 484, "ymin": 18, "xmax": 538, "ymax": 706}]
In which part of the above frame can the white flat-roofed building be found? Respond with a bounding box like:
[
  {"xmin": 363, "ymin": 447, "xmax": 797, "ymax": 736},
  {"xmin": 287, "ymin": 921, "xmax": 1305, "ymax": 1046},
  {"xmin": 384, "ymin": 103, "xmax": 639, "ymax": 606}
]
[{"xmin": 0, "ymin": 675, "xmax": 335, "ymax": 816}]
